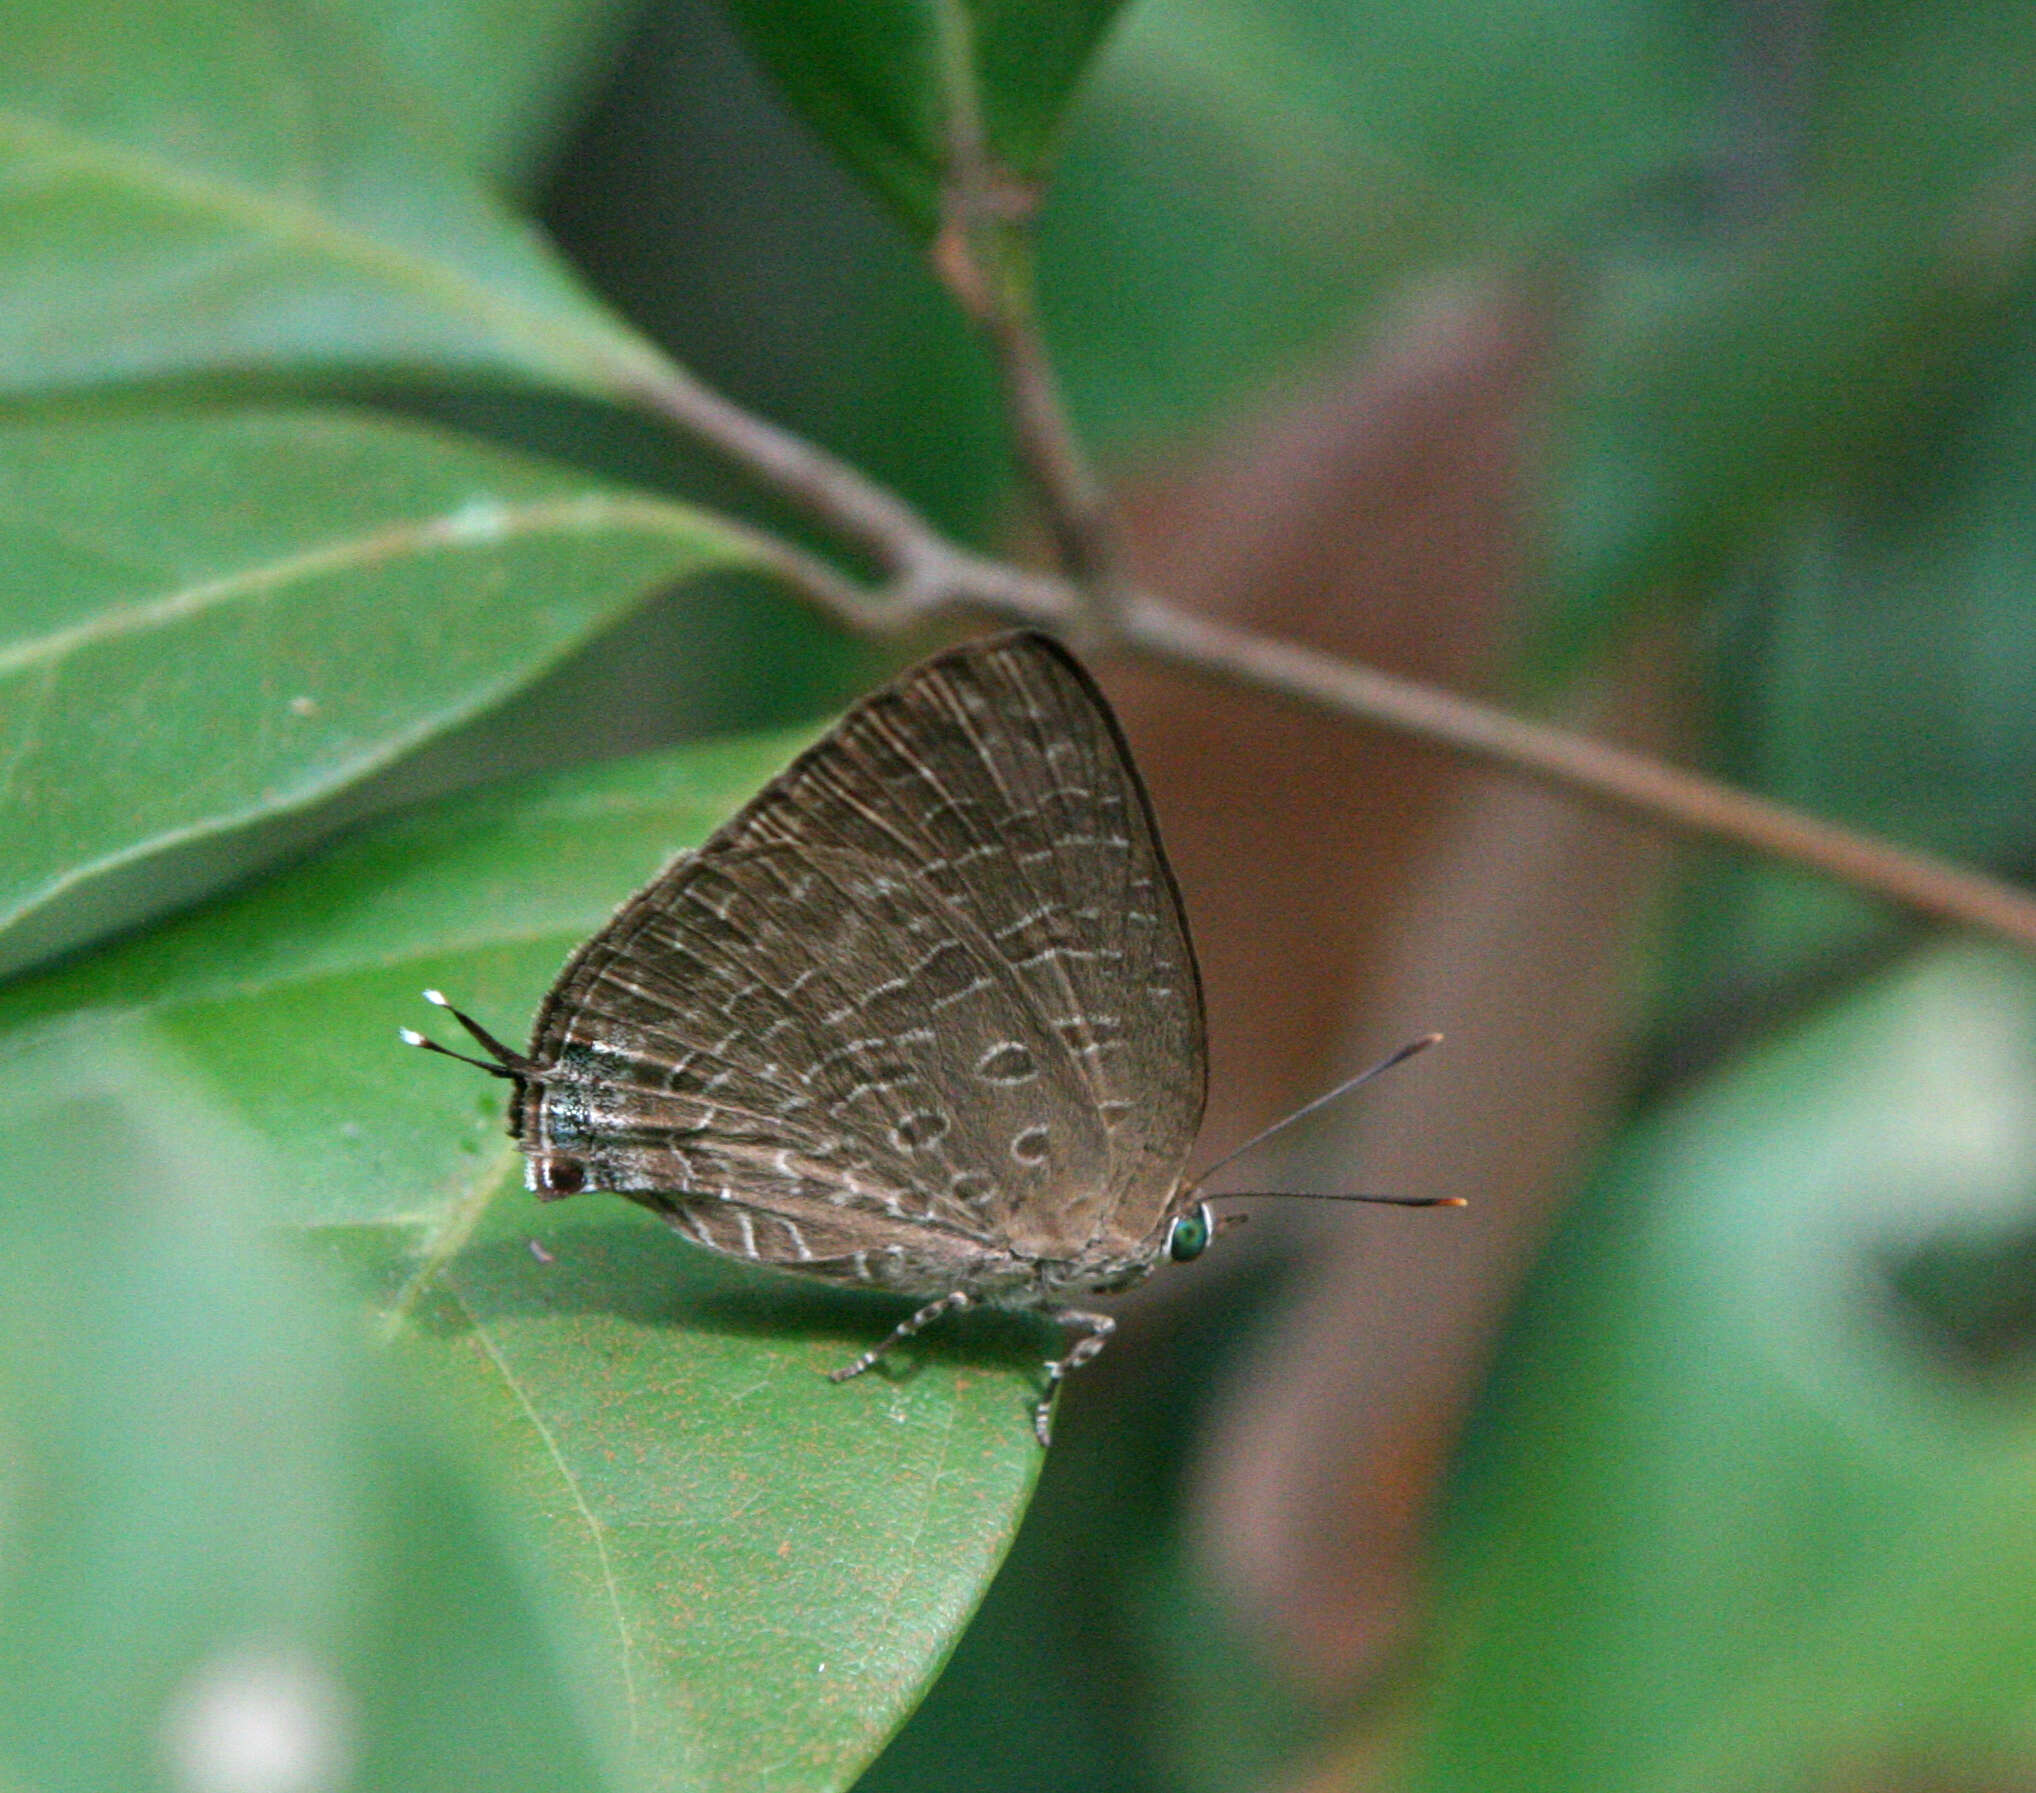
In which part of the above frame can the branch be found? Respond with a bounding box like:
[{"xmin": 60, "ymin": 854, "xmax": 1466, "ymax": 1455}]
[
  {"xmin": 1117, "ymin": 601, "xmax": 2036, "ymax": 948},
  {"xmin": 962, "ymin": 265, "xmax": 1123, "ymax": 620},
  {"xmin": 923, "ymin": 30, "xmax": 1129, "ymax": 627},
  {"xmin": 623, "ymin": 362, "xmax": 930, "ymax": 578},
  {"xmin": 623, "ymin": 357, "xmax": 2036, "ymax": 956}
]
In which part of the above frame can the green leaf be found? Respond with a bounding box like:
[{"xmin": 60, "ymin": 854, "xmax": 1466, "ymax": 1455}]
[
  {"xmin": 1041, "ymin": 0, "xmax": 1715, "ymax": 447},
  {"xmin": 544, "ymin": 0, "xmax": 1014, "ymax": 544},
  {"xmin": 718, "ymin": 0, "xmax": 1134, "ymax": 234},
  {"xmin": 0, "ymin": 0, "xmax": 672, "ymax": 398},
  {"xmin": 858, "ymin": 1255, "xmax": 1320, "ymax": 1793},
  {"xmin": 0, "ymin": 1020, "xmax": 627, "ymax": 1793},
  {"xmin": 0, "ymin": 733, "xmax": 1050, "ymax": 1793},
  {"xmin": 1401, "ymin": 945, "xmax": 2036, "ymax": 1791},
  {"xmin": 1658, "ymin": 290, "xmax": 2036, "ymax": 1029},
  {"xmin": 0, "ymin": 407, "xmax": 755, "ymax": 979},
  {"xmin": 340, "ymin": 0, "xmax": 645, "ymax": 185},
  {"xmin": 1735, "ymin": 300, "xmax": 2036, "ymax": 869},
  {"xmin": 1537, "ymin": 0, "xmax": 2036, "ymax": 659}
]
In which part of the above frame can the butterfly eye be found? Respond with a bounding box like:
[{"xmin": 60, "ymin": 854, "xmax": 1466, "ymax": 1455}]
[
  {"xmin": 1167, "ymin": 1202, "xmax": 1213, "ymax": 1262},
  {"xmin": 535, "ymin": 1157, "xmax": 586, "ymax": 1198}
]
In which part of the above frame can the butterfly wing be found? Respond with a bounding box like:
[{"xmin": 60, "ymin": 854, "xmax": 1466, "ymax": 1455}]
[{"xmin": 518, "ymin": 631, "xmax": 1207, "ymax": 1275}]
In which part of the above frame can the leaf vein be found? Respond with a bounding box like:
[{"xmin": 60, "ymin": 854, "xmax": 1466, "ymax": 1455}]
[
  {"xmin": 0, "ymin": 491, "xmax": 722, "ymax": 682},
  {"xmin": 465, "ymin": 1298, "xmax": 643, "ymax": 1737}
]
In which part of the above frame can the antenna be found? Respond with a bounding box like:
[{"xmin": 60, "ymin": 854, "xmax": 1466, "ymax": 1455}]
[
  {"xmin": 1192, "ymin": 1032, "xmax": 1442, "ymax": 1187},
  {"xmin": 1216, "ymin": 1190, "xmax": 1465, "ymax": 1208},
  {"xmin": 398, "ymin": 989, "xmax": 530, "ymax": 1080}
]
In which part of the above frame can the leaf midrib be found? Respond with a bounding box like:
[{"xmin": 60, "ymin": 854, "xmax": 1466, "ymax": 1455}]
[{"xmin": 0, "ymin": 490, "xmax": 726, "ymax": 679}]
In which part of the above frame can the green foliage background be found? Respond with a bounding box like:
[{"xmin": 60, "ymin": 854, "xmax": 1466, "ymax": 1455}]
[{"xmin": 7, "ymin": 1, "xmax": 2036, "ymax": 1790}]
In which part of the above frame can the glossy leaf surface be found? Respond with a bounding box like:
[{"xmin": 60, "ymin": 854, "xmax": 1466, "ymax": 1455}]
[
  {"xmin": 0, "ymin": 408, "xmax": 749, "ymax": 977},
  {"xmin": 0, "ymin": 1022, "xmax": 627, "ymax": 1793},
  {"xmin": 0, "ymin": 733, "xmax": 1051, "ymax": 1793},
  {"xmin": 719, "ymin": 0, "xmax": 1133, "ymax": 232},
  {"xmin": 344, "ymin": 0, "xmax": 644, "ymax": 183},
  {"xmin": 0, "ymin": 0, "xmax": 669, "ymax": 397}
]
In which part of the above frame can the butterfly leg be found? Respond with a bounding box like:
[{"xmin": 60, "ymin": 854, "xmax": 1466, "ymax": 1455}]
[
  {"xmin": 829, "ymin": 1290, "xmax": 973, "ymax": 1383},
  {"xmin": 1034, "ymin": 1310, "xmax": 1116, "ymax": 1447}
]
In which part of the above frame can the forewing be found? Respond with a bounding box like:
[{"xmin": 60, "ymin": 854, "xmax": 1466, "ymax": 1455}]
[
  {"xmin": 521, "ymin": 632, "xmax": 1206, "ymax": 1258},
  {"xmin": 525, "ymin": 834, "xmax": 1112, "ymax": 1251},
  {"xmin": 724, "ymin": 632, "xmax": 1207, "ymax": 1240}
]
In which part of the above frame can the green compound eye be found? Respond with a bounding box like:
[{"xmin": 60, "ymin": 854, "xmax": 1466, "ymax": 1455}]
[{"xmin": 1167, "ymin": 1202, "xmax": 1213, "ymax": 1262}]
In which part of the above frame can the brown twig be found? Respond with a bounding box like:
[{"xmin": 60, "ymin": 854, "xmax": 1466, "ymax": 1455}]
[
  {"xmin": 968, "ymin": 275, "xmax": 1125, "ymax": 624},
  {"xmin": 623, "ymin": 361, "xmax": 931, "ymax": 579},
  {"xmin": 917, "ymin": 9, "xmax": 1128, "ymax": 631},
  {"xmin": 617, "ymin": 354, "xmax": 2036, "ymax": 957},
  {"xmin": 1116, "ymin": 600, "xmax": 2036, "ymax": 948}
]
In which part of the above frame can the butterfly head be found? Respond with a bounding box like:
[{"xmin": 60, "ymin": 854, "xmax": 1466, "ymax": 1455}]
[
  {"xmin": 1165, "ymin": 1200, "xmax": 1214, "ymax": 1262},
  {"xmin": 400, "ymin": 989, "xmax": 569, "ymax": 1183},
  {"xmin": 1146, "ymin": 1185, "xmax": 1246, "ymax": 1272}
]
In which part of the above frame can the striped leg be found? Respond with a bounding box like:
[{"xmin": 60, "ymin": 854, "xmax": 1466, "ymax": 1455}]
[
  {"xmin": 1034, "ymin": 1310, "xmax": 1116, "ymax": 1447},
  {"xmin": 828, "ymin": 1290, "xmax": 973, "ymax": 1383}
]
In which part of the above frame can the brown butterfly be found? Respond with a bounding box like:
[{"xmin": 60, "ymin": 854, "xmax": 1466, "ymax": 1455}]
[{"xmin": 405, "ymin": 631, "xmax": 1444, "ymax": 1444}]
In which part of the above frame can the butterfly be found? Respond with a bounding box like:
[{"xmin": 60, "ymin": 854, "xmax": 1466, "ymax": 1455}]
[{"xmin": 405, "ymin": 630, "xmax": 1442, "ymax": 1444}]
